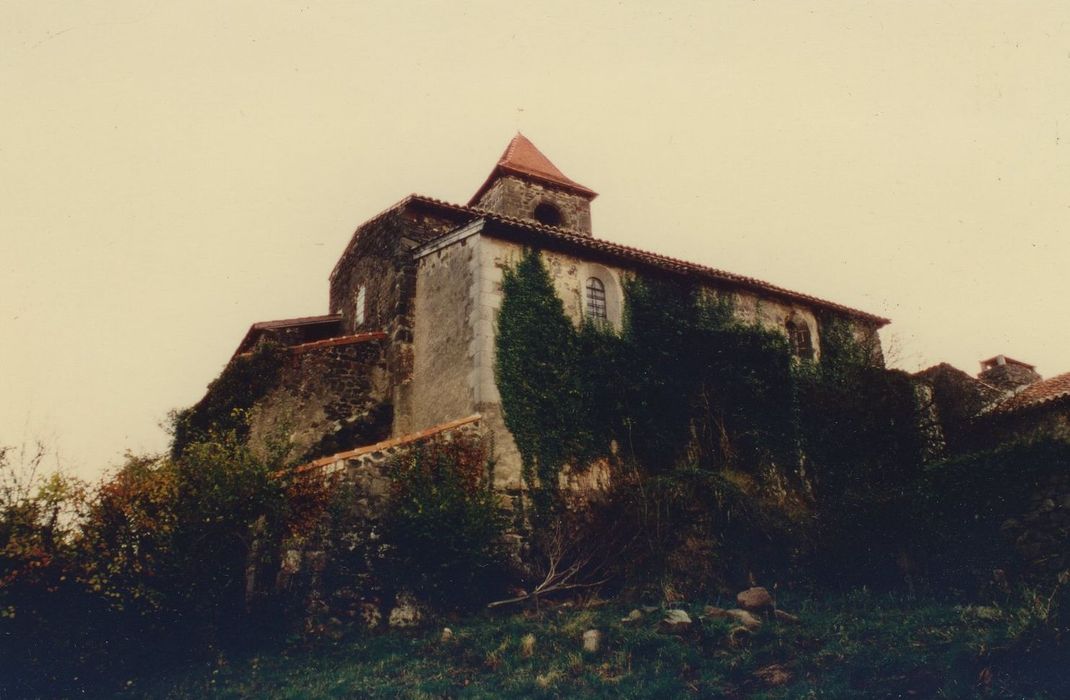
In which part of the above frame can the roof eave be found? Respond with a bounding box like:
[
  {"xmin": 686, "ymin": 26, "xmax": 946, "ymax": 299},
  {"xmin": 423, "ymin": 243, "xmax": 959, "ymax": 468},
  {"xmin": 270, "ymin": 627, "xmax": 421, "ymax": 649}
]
[
  {"xmin": 466, "ymin": 164, "xmax": 598, "ymax": 207},
  {"xmin": 473, "ymin": 216, "xmax": 888, "ymax": 326}
]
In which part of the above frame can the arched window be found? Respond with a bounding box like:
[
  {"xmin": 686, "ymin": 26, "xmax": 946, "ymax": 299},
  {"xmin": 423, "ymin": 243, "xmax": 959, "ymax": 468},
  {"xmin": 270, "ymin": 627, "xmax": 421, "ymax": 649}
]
[
  {"xmin": 533, "ymin": 201, "xmax": 563, "ymax": 227},
  {"xmin": 355, "ymin": 285, "xmax": 366, "ymax": 326},
  {"xmin": 787, "ymin": 317, "xmax": 813, "ymax": 360},
  {"xmin": 586, "ymin": 277, "xmax": 607, "ymax": 321}
]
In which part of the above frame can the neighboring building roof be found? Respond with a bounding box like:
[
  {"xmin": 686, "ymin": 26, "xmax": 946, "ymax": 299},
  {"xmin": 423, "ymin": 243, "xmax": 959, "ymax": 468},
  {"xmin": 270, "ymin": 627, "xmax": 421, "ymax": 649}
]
[
  {"xmin": 247, "ymin": 314, "xmax": 342, "ymax": 332},
  {"xmin": 234, "ymin": 314, "xmax": 343, "ymax": 356},
  {"xmin": 992, "ymin": 372, "xmax": 1070, "ymax": 414},
  {"xmin": 468, "ymin": 133, "xmax": 597, "ymax": 205},
  {"xmin": 979, "ymin": 354, "xmax": 1036, "ymax": 371}
]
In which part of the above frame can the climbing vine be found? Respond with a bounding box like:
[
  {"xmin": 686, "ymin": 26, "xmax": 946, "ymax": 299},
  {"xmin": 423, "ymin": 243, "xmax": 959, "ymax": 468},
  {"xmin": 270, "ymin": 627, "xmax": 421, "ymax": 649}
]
[
  {"xmin": 495, "ymin": 249, "xmax": 590, "ymax": 518},
  {"xmin": 495, "ymin": 249, "xmax": 802, "ymax": 517},
  {"xmin": 170, "ymin": 341, "xmax": 285, "ymax": 458},
  {"xmin": 495, "ymin": 249, "xmax": 928, "ymax": 587}
]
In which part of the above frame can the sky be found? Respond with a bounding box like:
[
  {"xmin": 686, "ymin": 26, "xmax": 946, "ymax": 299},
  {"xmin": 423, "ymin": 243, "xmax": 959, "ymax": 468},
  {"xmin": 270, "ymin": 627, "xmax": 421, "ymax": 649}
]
[{"xmin": 3, "ymin": 1, "xmax": 1069, "ymax": 481}]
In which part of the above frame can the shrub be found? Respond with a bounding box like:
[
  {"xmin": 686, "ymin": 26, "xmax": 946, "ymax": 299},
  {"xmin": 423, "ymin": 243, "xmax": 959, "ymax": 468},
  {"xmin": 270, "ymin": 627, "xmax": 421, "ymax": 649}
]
[{"xmin": 379, "ymin": 436, "xmax": 509, "ymax": 610}]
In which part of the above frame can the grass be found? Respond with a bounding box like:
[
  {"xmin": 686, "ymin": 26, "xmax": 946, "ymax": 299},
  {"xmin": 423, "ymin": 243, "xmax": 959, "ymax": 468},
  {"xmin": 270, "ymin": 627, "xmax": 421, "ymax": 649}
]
[{"xmin": 125, "ymin": 590, "xmax": 1067, "ymax": 699}]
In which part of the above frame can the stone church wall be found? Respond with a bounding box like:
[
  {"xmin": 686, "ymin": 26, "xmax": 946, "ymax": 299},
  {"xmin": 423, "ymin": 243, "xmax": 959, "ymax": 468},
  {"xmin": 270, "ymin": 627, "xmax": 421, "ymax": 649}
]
[
  {"xmin": 408, "ymin": 235, "xmax": 480, "ymax": 437},
  {"xmin": 247, "ymin": 336, "xmax": 392, "ymax": 464},
  {"xmin": 476, "ymin": 175, "xmax": 593, "ymax": 236},
  {"xmin": 437, "ymin": 235, "xmax": 881, "ymax": 491},
  {"xmin": 328, "ymin": 202, "xmax": 477, "ymax": 439}
]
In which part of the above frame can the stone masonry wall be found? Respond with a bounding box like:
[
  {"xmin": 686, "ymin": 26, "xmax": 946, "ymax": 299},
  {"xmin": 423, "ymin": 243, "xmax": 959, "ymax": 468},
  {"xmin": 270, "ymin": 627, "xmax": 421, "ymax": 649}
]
[
  {"xmin": 440, "ymin": 234, "xmax": 882, "ymax": 490},
  {"xmin": 329, "ymin": 204, "xmax": 473, "ymax": 438},
  {"xmin": 408, "ymin": 234, "xmax": 479, "ymax": 437},
  {"xmin": 979, "ymin": 363, "xmax": 1042, "ymax": 393},
  {"xmin": 247, "ymin": 336, "xmax": 392, "ymax": 464},
  {"xmin": 265, "ymin": 416, "xmax": 485, "ymax": 632},
  {"xmin": 1002, "ymin": 470, "xmax": 1070, "ymax": 576},
  {"xmin": 982, "ymin": 404, "xmax": 1070, "ymax": 451},
  {"xmin": 475, "ymin": 175, "xmax": 593, "ymax": 236}
]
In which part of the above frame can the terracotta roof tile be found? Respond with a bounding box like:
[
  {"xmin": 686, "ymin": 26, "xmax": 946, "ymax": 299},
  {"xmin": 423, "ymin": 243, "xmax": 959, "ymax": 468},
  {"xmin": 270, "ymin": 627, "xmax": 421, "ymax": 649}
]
[
  {"xmin": 423, "ymin": 196, "xmax": 889, "ymax": 325},
  {"xmin": 287, "ymin": 413, "xmax": 482, "ymax": 476},
  {"xmin": 993, "ymin": 372, "xmax": 1070, "ymax": 414},
  {"xmin": 329, "ymin": 193, "xmax": 888, "ymax": 324},
  {"xmin": 233, "ymin": 314, "xmax": 344, "ymax": 358},
  {"xmin": 468, "ymin": 133, "xmax": 596, "ymax": 205},
  {"xmin": 249, "ymin": 314, "xmax": 342, "ymax": 331},
  {"xmin": 497, "ymin": 133, "xmax": 596, "ymax": 195}
]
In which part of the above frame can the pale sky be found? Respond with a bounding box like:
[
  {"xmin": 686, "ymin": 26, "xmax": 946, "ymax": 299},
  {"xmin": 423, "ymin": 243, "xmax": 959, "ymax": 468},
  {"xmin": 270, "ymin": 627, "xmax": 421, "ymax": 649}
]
[{"xmin": 3, "ymin": 1, "xmax": 1069, "ymax": 480}]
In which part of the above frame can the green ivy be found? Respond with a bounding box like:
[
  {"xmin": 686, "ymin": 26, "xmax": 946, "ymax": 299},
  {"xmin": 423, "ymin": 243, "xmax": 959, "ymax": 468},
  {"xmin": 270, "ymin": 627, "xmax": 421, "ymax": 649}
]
[
  {"xmin": 495, "ymin": 249, "xmax": 590, "ymax": 519},
  {"xmin": 170, "ymin": 342, "xmax": 285, "ymax": 458},
  {"xmin": 495, "ymin": 249, "xmax": 928, "ymax": 587}
]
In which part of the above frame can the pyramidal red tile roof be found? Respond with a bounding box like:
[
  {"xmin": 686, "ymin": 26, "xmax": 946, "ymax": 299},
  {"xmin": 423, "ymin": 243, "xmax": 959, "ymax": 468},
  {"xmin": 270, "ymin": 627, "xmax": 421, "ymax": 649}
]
[
  {"xmin": 468, "ymin": 133, "xmax": 596, "ymax": 205},
  {"xmin": 993, "ymin": 372, "xmax": 1070, "ymax": 414}
]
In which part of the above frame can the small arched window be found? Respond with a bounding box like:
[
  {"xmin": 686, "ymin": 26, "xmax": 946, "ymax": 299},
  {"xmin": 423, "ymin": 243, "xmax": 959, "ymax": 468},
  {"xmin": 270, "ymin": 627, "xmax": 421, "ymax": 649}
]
[
  {"xmin": 787, "ymin": 317, "xmax": 813, "ymax": 360},
  {"xmin": 355, "ymin": 285, "xmax": 366, "ymax": 326},
  {"xmin": 533, "ymin": 202, "xmax": 563, "ymax": 227},
  {"xmin": 586, "ymin": 277, "xmax": 607, "ymax": 321}
]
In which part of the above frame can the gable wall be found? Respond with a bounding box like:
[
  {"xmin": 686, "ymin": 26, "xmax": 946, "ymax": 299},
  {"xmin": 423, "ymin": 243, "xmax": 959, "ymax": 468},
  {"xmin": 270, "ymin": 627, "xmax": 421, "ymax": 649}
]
[{"xmin": 330, "ymin": 206, "xmax": 475, "ymax": 438}]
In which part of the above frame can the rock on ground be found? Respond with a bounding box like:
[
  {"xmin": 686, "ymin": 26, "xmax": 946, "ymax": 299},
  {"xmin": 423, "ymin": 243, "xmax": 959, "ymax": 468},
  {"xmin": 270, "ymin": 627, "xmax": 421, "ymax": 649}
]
[
  {"xmin": 703, "ymin": 606, "xmax": 762, "ymax": 630},
  {"xmin": 658, "ymin": 609, "xmax": 693, "ymax": 635},
  {"xmin": 387, "ymin": 593, "xmax": 422, "ymax": 628},
  {"xmin": 582, "ymin": 629, "xmax": 602, "ymax": 653},
  {"xmin": 754, "ymin": 663, "xmax": 793, "ymax": 686},
  {"xmin": 736, "ymin": 586, "xmax": 775, "ymax": 612},
  {"xmin": 774, "ymin": 609, "xmax": 801, "ymax": 624}
]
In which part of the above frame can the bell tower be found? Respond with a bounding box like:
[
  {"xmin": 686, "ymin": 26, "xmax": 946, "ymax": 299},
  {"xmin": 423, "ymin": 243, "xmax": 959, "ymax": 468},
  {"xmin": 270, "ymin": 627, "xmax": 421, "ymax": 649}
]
[{"xmin": 468, "ymin": 133, "xmax": 597, "ymax": 237}]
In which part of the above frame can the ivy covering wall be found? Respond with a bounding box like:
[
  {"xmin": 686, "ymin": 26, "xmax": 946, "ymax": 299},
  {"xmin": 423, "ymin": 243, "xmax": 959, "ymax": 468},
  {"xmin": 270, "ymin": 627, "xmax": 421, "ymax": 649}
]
[
  {"xmin": 495, "ymin": 248, "xmax": 926, "ymax": 588},
  {"xmin": 170, "ymin": 342, "xmax": 285, "ymax": 459}
]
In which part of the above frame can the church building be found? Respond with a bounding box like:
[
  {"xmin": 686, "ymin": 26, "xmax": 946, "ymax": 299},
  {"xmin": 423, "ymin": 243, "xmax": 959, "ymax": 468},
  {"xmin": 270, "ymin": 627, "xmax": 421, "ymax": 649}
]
[{"xmin": 207, "ymin": 134, "xmax": 889, "ymax": 488}]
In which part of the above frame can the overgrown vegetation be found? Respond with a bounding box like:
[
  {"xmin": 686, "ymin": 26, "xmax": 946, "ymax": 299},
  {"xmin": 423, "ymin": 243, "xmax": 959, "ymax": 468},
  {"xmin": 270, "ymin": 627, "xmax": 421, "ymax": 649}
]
[
  {"xmin": 127, "ymin": 591, "xmax": 1069, "ymax": 699},
  {"xmin": 169, "ymin": 341, "xmax": 285, "ymax": 458},
  {"xmin": 495, "ymin": 249, "xmax": 927, "ymax": 593},
  {"xmin": 915, "ymin": 439, "xmax": 1070, "ymax": 591},
  {"xmin": 3, "ymin": 247, "xmax": 1069, "ymax": 696},
  {"xmin": 0, "ymin": 431, "xmax": 296, "ymax": 697},
  {"xmin": 379, "ymin": 437, "xmax": 509, "ymax": 611}
]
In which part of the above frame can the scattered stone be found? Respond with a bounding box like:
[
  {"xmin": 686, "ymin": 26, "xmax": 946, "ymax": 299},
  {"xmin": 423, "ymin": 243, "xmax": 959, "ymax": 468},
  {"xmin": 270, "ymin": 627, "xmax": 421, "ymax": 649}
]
[
  {"xmin": 535, "ymin": 670, "xmax": 561, "ymax": 688},
  {"xmin": 736, "ymin": 586, "xmax": 774, "ymax": 612},
  {"xmin": 774, "ymin": 609, "xmax": 801, "ymax": 624},
  {"xmin": 387, "ymin": 593, "xmax": 422, "ymax": 628},
  {"xmin": 582, "ymin": 629, "xmax": 602, "ymax": 653},
  {"xmin": 441, "ymin": 627, "xmax": 454, "ymax": 642},
  {"xmin": 754, "ymin": 663, "xmax": 792, "ymax": 686},
  {"xmin": 658, "ymin": 609, "xmax": 693, "ymax": 635},
  {"xmin": 620, "ymin": 609, "xmax": 643, "ymax": 624},
  {"xmin": 705, "ymin": 606, "xmax": 762, "ymax": 630},
  {"xmin": 728, "ymin": 609, "xmax": 762, "ymax": 630},
  {"xmin": 281, "ymin": 549, "xmax": 302, "ymax": 574},
  {"xmin": 520, "ymin": 633, "xmax": 536, "ymax": 658},
  {"xmin": 360, "ymin": 602, "xmax": 382, "ymax": 629}
]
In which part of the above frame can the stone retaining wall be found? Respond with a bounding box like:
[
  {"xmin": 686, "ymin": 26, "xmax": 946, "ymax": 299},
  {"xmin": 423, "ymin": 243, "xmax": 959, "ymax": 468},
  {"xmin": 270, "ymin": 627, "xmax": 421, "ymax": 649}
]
[{"xmin": 247, "ymin": 334, "xmax": 392, "ymax": 464}]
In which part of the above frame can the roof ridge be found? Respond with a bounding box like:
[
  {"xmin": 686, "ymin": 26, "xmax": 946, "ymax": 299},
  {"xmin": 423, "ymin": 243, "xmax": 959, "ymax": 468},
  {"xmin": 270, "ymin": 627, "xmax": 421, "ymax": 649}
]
[{"xmin": 333, "ymin": 193, "xmax": 889, "ymax": 324}]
